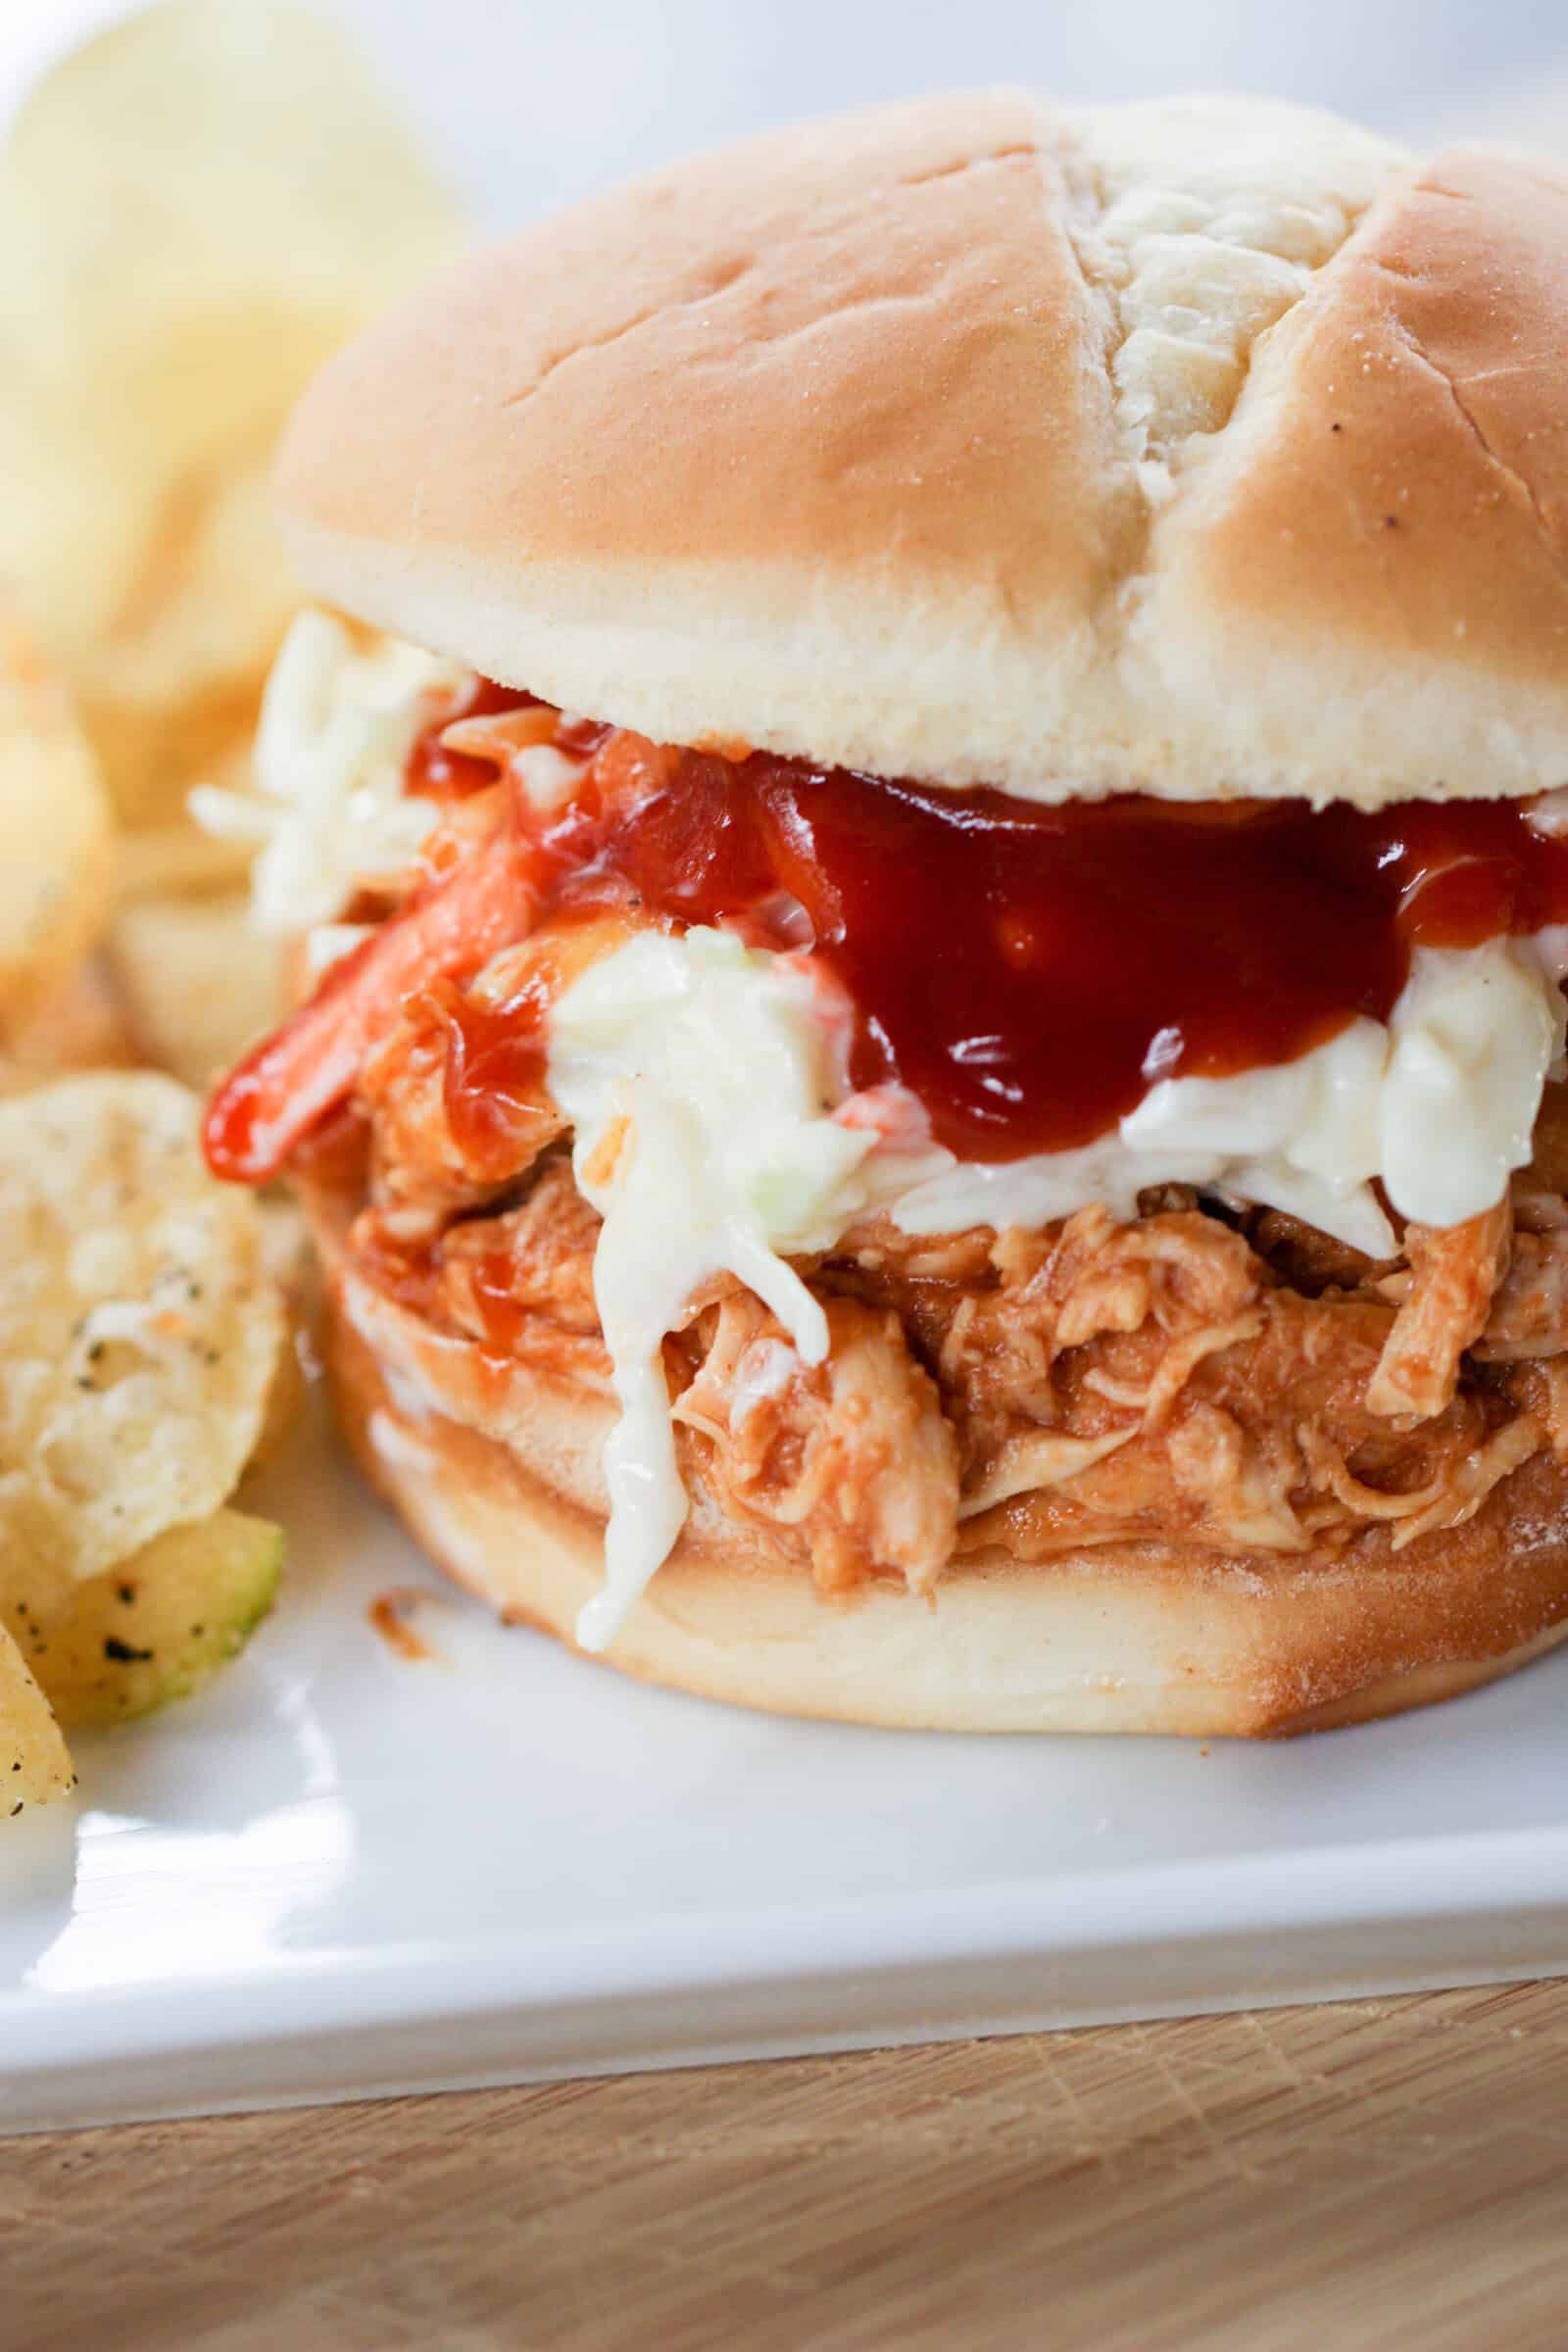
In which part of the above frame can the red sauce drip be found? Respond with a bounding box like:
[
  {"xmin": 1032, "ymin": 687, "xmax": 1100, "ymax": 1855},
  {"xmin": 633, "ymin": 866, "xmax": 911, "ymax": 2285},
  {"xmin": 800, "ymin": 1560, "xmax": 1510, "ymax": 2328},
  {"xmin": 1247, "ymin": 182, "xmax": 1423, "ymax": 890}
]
[
  {"xmin": 352, "ymin": 1217, "xmax": 441, "ymax": 1317},
  {"xmin": 405, "ymin": 675, "xmax": 540, "ymax": 800},
  {"xmin": 496, "ymin": 741, "xmax": 1568, "ymax": 1161},
  {"xmin": 465, "ymin": 1249, "xmax": 539, "ymax": 1355},
  {"xmin": 355, "ymin": 1218, "xmax": 532, "ymax": 1359}
]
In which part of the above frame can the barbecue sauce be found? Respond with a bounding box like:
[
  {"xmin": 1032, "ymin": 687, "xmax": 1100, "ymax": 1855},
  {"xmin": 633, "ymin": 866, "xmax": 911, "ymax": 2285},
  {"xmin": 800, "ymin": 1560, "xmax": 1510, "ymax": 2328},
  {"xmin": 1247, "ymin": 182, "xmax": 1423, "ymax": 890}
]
[
  {"xmin": 404, "ymin": 675, "xmax": 540, "ymax": 800},
  {"xmin": 205, "ymin": 684, "xmax": 1568, "ymax": 1180},
  {"xmin": 441, "ymin": 723, "xmax": 1568, "ymax": 1163}
]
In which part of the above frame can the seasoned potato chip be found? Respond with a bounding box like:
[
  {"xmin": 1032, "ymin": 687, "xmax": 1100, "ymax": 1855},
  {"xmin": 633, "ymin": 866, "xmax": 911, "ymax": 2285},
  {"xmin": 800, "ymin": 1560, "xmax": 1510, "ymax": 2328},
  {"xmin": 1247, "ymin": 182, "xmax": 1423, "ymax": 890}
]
[
  {"xmin": 0, "ymin": 1072, "xmax": 285, "ymax": 1582},
  {"xmin": 0, "ymin": 1622, "xmax": 74, "ymax": 1815},
  {"xmin": 109, "ymin": 892, "xmax": 283, "ymax": 1092},
  {"xmin": 0, "ymin": 0, "xmax": 464, "ymax": 830},
  {"xmin": 0, "ymin": 606, "xmax": 113, "ymax": 1030},
  {"xmin": 3, "ymin": 1508, "xmax": 283, "ymax": 1730},
  {"xmin": 68, "ymin": 466, "xmax": 306, "ymax": 834}
]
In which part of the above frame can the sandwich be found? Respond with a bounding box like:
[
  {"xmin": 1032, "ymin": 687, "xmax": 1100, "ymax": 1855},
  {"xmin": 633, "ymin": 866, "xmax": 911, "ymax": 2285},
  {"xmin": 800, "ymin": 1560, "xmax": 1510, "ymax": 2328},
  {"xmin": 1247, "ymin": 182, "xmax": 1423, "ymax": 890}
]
[{"xmin": 204, "ymin": 90, "xmax": 1568, "ymax": 1734}]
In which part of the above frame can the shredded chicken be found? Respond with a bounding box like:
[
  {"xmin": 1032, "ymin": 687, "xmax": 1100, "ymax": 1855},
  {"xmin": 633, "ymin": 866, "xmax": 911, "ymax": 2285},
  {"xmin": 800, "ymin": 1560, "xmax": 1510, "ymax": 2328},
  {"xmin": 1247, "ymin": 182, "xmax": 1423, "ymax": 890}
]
[
  {"xmin": 359, "ymin": 1001, "xmax": 564, "ymax": 1242},
  {"xmin": 438, "ymin": 1157, "xmax": 604, "ymax": 1342},
  {"xmin": 1367, "ymin": 1204, "xmax": 1511, "ymax": 1419},
  {"xmin": 671, "ymin": 1291, "xmax": 959, "ymax": 1594},
  {"xmin": 337, "ymin": 972, "xmax": 1567, "ymax": 1592},
  {"xmin": 828, "ymin": 1214, "xmax": 1000, "ymax": 1365},
  {"xmin": 354, "ymin": 921, "xmax": 634, "ymax": 1242},
  {"xmin": 1245, "ymin": 1206, "xmax": 1382, "ymax": 1297},
  {"xmin": 838, "ymin": 1216, "xmax": 997, "ymax": 1287},
  {"xmin": 1476, "ymin": 1226, "xmax": 1568, "ymax": 1361},
  {"xmin": 848, "ymin": 1203, "xmax": 1519, "ymax": 1566},
  {"xmin": 936, "ymin": 1206, "xmax": 1264, "ymax": 1446},
  {"xmin": 1505, "ymin": 1357, "xmax": 1568, "ymax": 1462}
]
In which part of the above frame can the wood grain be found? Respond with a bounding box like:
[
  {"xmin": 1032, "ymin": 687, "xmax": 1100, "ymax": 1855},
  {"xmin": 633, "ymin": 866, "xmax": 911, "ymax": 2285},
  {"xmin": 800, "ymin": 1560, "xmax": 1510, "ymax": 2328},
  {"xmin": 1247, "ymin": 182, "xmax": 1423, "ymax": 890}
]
[{"xmin": 4, "ymin": 1982, "xmax": 1568, "ymax": 2350}]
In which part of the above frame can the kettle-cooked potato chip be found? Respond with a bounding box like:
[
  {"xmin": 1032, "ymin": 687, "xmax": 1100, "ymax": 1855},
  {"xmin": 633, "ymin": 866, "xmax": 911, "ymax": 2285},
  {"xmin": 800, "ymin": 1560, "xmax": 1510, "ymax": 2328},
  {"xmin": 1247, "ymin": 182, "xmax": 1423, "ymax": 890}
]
[
  {"xmin": 0, "ymin": 958, "xmax": 142, "ymax": 1099},
  {"xmin": 3, "ymin": 1507, "xmax": 284, "ymax": 1730},
  {"xmin": 0, "ymin": 0, "xmax": 464, "ymax": 829},
  {"xmin": 0, "ymin": 1072, "xmax": 285, "ymax": 1583},
  {"xmin": 0, "ymin": 606, "xmax": 113, "ymax": 1033},
  {"xmin": 0, "ymin": 1622, "xmax": 74, "ymax": 1815},
  {"xmin": 109, "ymin": 891, "xmax": 283, "ymax": 1093}
]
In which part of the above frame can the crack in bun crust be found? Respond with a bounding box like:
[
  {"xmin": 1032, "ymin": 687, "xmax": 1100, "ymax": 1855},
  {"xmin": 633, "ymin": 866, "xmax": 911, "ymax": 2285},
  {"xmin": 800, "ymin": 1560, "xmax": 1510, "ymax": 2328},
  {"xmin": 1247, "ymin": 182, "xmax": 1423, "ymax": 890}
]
[
  {"xmin": 310, "ymin": 1194, "xmax": 1568, "ymax": 1737},
  {"xmin": 277, "ymin": 92, "xmax": 1568, "ymax": 806}
]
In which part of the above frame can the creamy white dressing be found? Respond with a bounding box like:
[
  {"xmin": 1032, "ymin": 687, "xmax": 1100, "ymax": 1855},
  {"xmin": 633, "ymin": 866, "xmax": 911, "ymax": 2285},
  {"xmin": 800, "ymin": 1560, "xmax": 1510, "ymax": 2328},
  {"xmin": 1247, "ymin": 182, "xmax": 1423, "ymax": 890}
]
[
  {"xmin": 547, "ymin": 925, "xmax": 1566, "ymax": 1650},
  {"xmin": 191, "ymin": 609, "xmax": 466, "ymax": 930},
  {"xmin": 1378, "ymin": 945, "xmax": 1562, "ymax": 1231},
  {"xmin": 547, "ymin": 929, "xmax": 930, "ymax": 1649},
  {"xmin": 303, "ymin": 920, "xmax": 374, "ymax": 979}
]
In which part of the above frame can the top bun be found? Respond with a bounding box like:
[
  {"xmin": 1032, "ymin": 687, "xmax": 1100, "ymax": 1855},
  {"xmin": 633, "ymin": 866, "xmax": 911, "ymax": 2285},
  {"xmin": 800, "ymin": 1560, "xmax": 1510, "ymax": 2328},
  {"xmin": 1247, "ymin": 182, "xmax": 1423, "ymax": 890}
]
[{"xmin": 275, "ymin": 90, "xmax": 1568, "ymax": 808}]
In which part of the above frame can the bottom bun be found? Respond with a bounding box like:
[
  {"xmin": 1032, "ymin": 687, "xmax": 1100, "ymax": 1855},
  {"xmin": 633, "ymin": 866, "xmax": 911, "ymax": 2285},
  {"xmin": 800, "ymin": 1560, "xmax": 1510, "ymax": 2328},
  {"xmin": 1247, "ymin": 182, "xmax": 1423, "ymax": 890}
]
[{"xmin": 311, "ymin": 1199, "xmax": 1568, "ymax": 1738}]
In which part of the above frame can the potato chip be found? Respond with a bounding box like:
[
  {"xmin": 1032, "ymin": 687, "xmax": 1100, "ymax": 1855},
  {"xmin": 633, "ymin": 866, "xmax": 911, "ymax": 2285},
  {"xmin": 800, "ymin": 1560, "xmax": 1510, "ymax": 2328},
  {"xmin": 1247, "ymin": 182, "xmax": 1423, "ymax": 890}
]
[
  {"xmin": 109, "ymin": 892, "xmax": 283, "ymax": 1092},
  {"xmin": 117, "ymin": 821, "xmax": 256, "ymax": 906},
  {"xmin": 0, "ymin": 1622, "xmax": 74, "ymax": 1815},
  {"xmin": 3, "ymin": 1508, "xmax": 283, "ymax": 1730},
  {"xmin": 0, "ymin": 956, "xmax": 142, "ymax": 1098},
  {"xmin": 0, "ymin": 605, "xmax": 113, "ymax": 1031},
  {"xmin": 0, "ymin": 0, "xmax": 465, "ymax": 829},
  {"xmin": 250, "ymin": 1317, "xmax": 308, "ymax": 1473},
  {"xmin": 0, "ymin": 1072, "xmax": 285, "ymax": 1582}
]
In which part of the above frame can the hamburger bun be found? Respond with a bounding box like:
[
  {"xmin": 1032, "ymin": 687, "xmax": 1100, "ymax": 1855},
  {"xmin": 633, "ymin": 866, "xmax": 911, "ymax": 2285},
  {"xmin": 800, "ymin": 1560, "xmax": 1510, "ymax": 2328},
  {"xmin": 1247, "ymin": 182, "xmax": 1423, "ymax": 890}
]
[
  {"xmin": 250, "ymin": 91, "xmax": 1568, "ymax": 1735},
  {"xmin": 276, "ymin": 91, "xmax": 1568, "ymax": 808},
  {"xmin": 309, "ymin": 1191, "xmax": 1568, "ymax": 1737}
]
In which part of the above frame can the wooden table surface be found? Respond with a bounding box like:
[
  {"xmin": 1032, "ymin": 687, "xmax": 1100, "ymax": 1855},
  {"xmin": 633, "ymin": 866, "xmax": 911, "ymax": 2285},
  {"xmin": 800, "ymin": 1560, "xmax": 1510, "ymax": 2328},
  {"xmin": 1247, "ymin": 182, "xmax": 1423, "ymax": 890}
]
[{"xmin": 4, "ymin": 1980, "xmax": 1567, "ymax": 2351}]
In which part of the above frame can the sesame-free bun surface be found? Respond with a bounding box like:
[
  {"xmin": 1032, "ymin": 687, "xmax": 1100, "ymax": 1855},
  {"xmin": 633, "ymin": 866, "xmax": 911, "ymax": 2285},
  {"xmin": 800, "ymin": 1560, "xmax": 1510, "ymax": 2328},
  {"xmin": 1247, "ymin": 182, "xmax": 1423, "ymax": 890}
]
[
  {"xmin": 277, "ymin": 90, "xmax": 1568, "ymax": 808},
  {"xmin": 311, "ymin": 1199, "xmax": 1568, "ymax": 1739}
]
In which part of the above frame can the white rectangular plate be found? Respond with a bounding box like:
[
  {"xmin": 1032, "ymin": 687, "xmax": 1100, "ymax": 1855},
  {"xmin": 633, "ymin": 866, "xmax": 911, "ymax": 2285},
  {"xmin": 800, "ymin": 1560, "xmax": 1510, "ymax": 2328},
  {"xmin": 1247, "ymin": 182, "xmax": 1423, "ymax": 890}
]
[{"xmin": 4, "ymin": 1391, "xmax": 1567, "ymax": 2134}]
